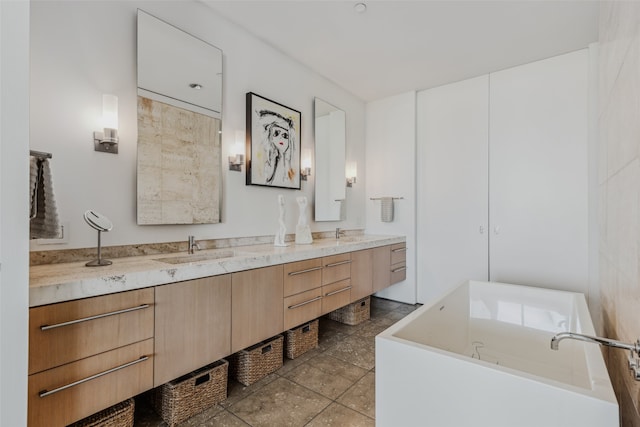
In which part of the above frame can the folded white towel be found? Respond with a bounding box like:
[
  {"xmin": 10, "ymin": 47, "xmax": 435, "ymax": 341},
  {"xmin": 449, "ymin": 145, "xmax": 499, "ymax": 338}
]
[
  {"xmin": 381, "ymin": 197, "xmax": 394, "ymax": 222},
  {"xmin": 30, "ymin": 158, "xmax": 61, "ymax": 239}
]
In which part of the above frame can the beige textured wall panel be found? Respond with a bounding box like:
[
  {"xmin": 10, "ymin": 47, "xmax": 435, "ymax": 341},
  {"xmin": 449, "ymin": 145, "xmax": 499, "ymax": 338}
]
[{"xmin": 137, "ymin": 96, "xmax": 221, "ymax": 224}]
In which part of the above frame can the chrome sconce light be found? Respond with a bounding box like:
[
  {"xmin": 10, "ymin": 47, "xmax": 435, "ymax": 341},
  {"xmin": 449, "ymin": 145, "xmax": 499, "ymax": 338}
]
[
  {"xmin": 94, "ymin": 94, "xmax": 119, "ymax": 154},
  {"xmin": 301, "ymin": 149, "xmax": 312, "ymax": 181},
  {"xmin": 229, "ymin": 131, "xmax": 245, "ymax": 172},
  {"xmin": 346, "ymin": 161, "xmax": 357, "ymax": 187}
]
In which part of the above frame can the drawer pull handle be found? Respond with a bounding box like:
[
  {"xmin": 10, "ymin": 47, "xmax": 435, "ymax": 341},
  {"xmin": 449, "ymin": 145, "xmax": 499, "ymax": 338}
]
[
  {"xmin": 288, "ymin": 266, "xmax": 323, "ymax": 276},
  {"xmin": 288, "ymin": 296, "xmax": 323, "ymax": 310},
  {"xmin": 40, "ymin": 304, "xmax": 150, "ymax": 331},
  {"xmin": 391, "ymin": 266, "xmax": 407, "ymax": 273},
  {"xmin": 38, "ymin": 356, "xmax": 149, "ymax": 398},
  {"xmin": 325, "ymin": 286, "xmax": 352, "ymax": 297},
  {"xmin": 325, "ymin": 260, "xmax": 351, "ymax": 268},
  {"xmin": 392, "ymin": 247, "xmax": 407, "ymax": 253}
]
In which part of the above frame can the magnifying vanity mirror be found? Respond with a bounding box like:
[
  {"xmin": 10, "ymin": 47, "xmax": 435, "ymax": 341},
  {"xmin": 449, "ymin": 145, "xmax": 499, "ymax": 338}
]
[
  {"xmin": 84, "ymin": 210, "xmax": 113, "ymax": 267},
  {"xmin": 314, "ymin": 98, "xmax": 346, "ymax": 221},
  {"xmin": 136, "ymin": 10, "xmax": 223, "ymax": 225}
]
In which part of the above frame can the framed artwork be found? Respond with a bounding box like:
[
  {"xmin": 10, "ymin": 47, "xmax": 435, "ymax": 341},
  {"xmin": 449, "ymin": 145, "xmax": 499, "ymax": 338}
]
[{"xmin": 246, "ymin": 92, "xmax": 301, "ymax": 189}]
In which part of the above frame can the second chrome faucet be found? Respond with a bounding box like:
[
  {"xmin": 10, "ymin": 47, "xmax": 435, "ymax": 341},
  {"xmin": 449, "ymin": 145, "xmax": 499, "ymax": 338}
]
[{"xmin": 188, "ymin": 235, "xmax": 201, "ymax": 254}]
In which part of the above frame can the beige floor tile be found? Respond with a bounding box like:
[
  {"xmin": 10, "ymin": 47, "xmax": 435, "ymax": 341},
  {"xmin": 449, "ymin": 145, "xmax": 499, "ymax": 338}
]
[
  {"xmin": 228, "ymin": 377, "xmax": 331, "ymax": 426},
  {"xmin": 324, "ymin": 334, "xmax": 375, "ymax": 370},
  {"xmin": 205, "ymin": 410, "xmax": 251, "ymax": 426},
  {"xmin": 176, "ymin": 404, "xmax": 225, "ymax": 426},
  {"xmin": 283, "ymin": 354, "xmax": 366, "ymax": 400},
  {"xmin": 337, "ymin": 372, "xmax": 376, "ymax": 419},
  {"xmin": 278, "ymin": 347, "xmax": 323, "ymax": 375},
  {"xmin": 221, "ymin": 373, "xmax": 279, "ymax": 408},
  {"xmin": 370, "ymin": 298, "xmax": 402, "ymax": 312},
  {"xmin": 306, "ymin": 402, "xmax": 375, "ymax": 427}
]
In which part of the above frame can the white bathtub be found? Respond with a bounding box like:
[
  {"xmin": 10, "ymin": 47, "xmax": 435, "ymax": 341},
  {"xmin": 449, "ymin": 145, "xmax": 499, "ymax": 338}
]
[{"xmin": 376, "ymin": 280, "xmax": 618, "ymax": 427}]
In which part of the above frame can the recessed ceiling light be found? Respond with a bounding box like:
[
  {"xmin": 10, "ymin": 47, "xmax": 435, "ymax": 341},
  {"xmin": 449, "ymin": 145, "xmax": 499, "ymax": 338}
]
[{"xmin": 354, "ymin": 3, "xmax": 367, "ymax": 13}]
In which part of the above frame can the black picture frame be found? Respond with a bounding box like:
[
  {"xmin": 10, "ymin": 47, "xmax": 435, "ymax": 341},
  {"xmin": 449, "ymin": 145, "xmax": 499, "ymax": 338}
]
[{"xmin": 246, "ymin": 92, "xmax": 302, "ymax": 190}]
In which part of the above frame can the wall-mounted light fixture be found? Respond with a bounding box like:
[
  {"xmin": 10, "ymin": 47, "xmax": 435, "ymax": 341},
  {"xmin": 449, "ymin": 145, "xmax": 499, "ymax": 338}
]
[
  {"xmin": 229, "ymin": 130, "xmax": 245, "ymax": 172},
  {"xmin": 94, "ymin": 94, "xmax": 119, "ymax": 154},
  {"xmin": 301, "ymin": 149, "xmax": 312, "ymax": 181},
  {"xmin": 346, "ymin": 161, "xmax": 357, "ymax": 187}
]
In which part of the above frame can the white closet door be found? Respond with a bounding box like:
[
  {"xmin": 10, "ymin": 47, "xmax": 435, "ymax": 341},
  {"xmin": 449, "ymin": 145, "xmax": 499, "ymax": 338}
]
[
  {"xmin": 417, "ymin": 75, "xmax": 489, "ymax": 303},
  {"xmin": 489, "ymin": 50, "xmax": 588, "ymax": 293}
]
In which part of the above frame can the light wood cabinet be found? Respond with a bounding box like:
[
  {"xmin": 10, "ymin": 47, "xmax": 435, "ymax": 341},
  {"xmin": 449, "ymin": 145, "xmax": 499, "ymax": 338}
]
[
  {"xmin": 284, "ymin": 287, "xmax": 323, "ymax": 330},
  {"xmin": 29, "ymin": 288, "xmax": 154, "ymax": 375},
  {"xmin": 28, "ymin": 288, "xmax": 154, "ymax": 427},
  {"xmin": 389, "ymin": 243, "xmax": 407, "ymax": 286},
  {"xmin": 232, "ymin": 265, "xmax": 284, "ymax": 353},
  {"xmin": 321, "ymin": 279, "xmax": 352, "ymax": 314},
  {"xmin": 154, "ymin": 275, "xmax": 231, "ymax": 386},
  {"xmin": 283, "ymin": 258, "xmax": 323, "ymax": 297},
  {"xmin": 350, "ymin": 249, "xmax": 373, "ymax": 302},
  {"xmin": 373, "ymin": 245, "xmax": 392, "ymax": 293},
  {"xmin": 322, "ymin": 253, "xmax": 351, "ymax": 285}
]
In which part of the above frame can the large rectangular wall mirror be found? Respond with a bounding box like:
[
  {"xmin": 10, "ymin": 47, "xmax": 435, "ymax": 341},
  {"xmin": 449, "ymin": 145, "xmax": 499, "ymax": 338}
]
[
  {"xmin": 136, "ymin": 10, "xmax": 223, "ymax": 225},
  {"xmin": 314, "ymin": 98, "xmax": 346, "ymax": 221}
]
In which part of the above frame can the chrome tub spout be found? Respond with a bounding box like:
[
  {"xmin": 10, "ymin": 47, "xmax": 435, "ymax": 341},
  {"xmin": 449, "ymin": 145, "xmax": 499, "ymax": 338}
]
[{"xmin": 551, "ymin": 332, "xmax": 640, "ymax": 354}]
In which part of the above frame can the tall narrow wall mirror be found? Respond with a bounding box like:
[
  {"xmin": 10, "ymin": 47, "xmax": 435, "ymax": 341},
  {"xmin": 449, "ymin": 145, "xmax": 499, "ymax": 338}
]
[
  {"xmin": 136, "ymin": 10, "xmax": 223, "ymax": 224},
  {"xmin": 314, "ymin": 98, "xmax": 346, "ymax": 221}
]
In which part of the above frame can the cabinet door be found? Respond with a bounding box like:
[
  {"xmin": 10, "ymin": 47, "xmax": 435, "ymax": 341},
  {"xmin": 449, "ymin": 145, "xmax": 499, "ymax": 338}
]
[
  {"xmin": 417, "ymin": 75, "xmax": 490, "ymax": 303},
  {"xmin": 489, "ymin": 50, "xmax": 588, "ymax": 292},
  {"xmin": 350, "ymin": 249, "xmax": 373, "ymax": 302},
  {"xmin": 284, "ymin": 287, "xmax": 322, "ymax": 330},
  {"xmin": 154, "ymin": 275, "xmax": 231, "ymax": 386},
  {"xmin": 372, "ymin": 245, "xmax": 391, "ymax": 293},
  {"xmin": 232, "ymin": 266, "xmax": 284, "ymax": 353}
]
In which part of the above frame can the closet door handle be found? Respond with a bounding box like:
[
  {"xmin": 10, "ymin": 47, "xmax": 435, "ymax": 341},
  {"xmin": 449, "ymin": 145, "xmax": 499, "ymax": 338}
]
[
  {"xmin": 288, "ymin": 266, "xmax": 323, "ymax": 276},
  {"xmin": 40, "ymin": 304, "xmax": 150, "ymax": 331},
  {"xmin": 288, "ymin": 296, "xmax": 323, "ymax": 310},
  {"xmin": 325, "ymin": 286, "xmax": 352, "ymax": 297},
  {"xmin": 325, "ymin": 260, "xmax": 351, "ymax": 268},
  {"xmin": 38, "ymin": 356, "xmax": 149, "ymax": 398}
]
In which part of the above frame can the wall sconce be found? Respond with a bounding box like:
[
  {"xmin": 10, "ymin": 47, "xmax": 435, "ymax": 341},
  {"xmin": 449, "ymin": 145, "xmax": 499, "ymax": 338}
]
[
  {"xmin": 346, "ymin": 161, "xmax": 357, "ymax": 187},
  {"xmin": 93, "ymin": 94, "xmax": 119, "ymax": 154},
  {"xmin": 229, "ymin": 130, "xmax": 245, "ymax": 172},
  {"xmin": 301, "ymin": 149, "xmax": 312, "ymax": 181}
]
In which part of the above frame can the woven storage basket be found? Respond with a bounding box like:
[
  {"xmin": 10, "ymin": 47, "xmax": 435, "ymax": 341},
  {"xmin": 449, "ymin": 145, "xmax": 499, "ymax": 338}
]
[
  {"xmin": 229, "ymin": 335, "xmax": 283, "ymax": 386},
  {"xmin": 284, "ymin": 319, "xmax": 319, "ymax": 359},
  {"xmin": 69, "ymin": 398, "xmax": 134, "ymax": 427},
  {"xmin": 152, "ymin": 359, "xmax": 228, "ymax": 426},
  {"xmin": 327, "ymin": 296, "xmax": 370, "ymax": 325}
]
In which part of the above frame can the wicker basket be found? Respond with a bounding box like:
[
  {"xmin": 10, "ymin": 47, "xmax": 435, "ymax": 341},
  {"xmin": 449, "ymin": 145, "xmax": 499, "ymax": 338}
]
[
  {"xmin": 284, "ymin": 319, "xmax": 319, "ymax": 359},
  {"xmin": 152, "ymin": 359, "xmax": 228, "ymax": 426},
  {"xmin": 327, "ymin": 296, "xmax": 370, "ymax": 325},
  {"xmin": 69, "ymin": 398, "xmax": 134, "ymax": 427},
  {"xmin": 229, "ymin": 335, "xmax": 283, "ymax": 386}
]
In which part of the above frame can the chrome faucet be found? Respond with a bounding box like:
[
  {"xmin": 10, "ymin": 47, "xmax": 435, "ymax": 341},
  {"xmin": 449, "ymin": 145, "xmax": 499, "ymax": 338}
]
[
  {"xmin": 335, "ymin": 227, "xmax": 346, "ymax": 239},
  {"xmin": 550, "ymin": 332, "xmax": 640, "ymax": 353},
  {"xmin": 188, "ymin": 235, "xmax": 201, "ymax": 254}
]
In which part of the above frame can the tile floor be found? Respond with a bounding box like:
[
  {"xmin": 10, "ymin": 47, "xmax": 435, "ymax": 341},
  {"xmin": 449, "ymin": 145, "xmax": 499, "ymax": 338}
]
[{"xmin": 134, "ymin": 297, "xmax": 419, "ymax": 427}]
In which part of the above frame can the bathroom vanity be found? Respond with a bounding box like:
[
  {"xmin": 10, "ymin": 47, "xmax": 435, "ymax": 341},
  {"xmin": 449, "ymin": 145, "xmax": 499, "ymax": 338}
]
[{"xmin": 28, "ymin": 235, "xmax": 405, "ymax": 427}]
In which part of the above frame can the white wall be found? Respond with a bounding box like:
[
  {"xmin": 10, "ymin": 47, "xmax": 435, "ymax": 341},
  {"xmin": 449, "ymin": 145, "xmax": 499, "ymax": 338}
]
[
  {"xmin": 0, "ymin": 1, "xmax": 30, "ymax": 425},
  {"xmin": 365, "ymin": 92, "xmax": 417, "ymax": 304},
  {"xmin": 29, "ymin": 1, "xmax": 366, "ymax": 251}
]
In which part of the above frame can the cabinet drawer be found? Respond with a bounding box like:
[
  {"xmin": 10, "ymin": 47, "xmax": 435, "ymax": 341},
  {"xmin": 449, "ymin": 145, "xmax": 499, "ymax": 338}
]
[
  {"xmin": 283, "ymin": 258, "xmax": 323, "ymax": 297},
  {"xmin": 29, "ymin": 288, "xmax": 154, "ymax": 374},
  {"xmin": 284, "ymin": 287, "xmax": 322, "ymax": 330},
  {"xmin": 390, "ymin": 243, "xmax": 407, "ymax": 265},
  {"xmin": 28, "ymin": 338, "xmax": 153, "ymax": 427},
  {"xmin": 321, "ymin": 279, "xmax": 352, "ymax": 315},
  {"xmin": 322, "ymin": 253, "xmax": 351, "ymax": 285},
  {"xmin": 390, "ymin": 262, "xmax": 407, "ymax": 285}
]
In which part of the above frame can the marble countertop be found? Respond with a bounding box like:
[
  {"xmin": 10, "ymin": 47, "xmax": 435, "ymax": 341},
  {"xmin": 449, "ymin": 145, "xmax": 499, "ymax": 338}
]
[{"xmin": 29, "ymin": 235, "xmax": 405, "ymax": 307}]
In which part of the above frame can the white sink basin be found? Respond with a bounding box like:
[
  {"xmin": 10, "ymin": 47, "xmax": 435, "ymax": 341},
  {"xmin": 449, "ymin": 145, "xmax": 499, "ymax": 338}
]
[{"xmin": 153, "ymin": 250, "xmax": 238, "ymax": 264}]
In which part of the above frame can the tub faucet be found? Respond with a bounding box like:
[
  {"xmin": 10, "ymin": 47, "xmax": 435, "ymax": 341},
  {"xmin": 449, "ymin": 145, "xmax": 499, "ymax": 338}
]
[
  {"xmin": 336, "ymin": 227, "xmax": 346, "ymax": 239},
  {"xmin": 188, "ymin": 235, "xmax": 201, "ymax": 254},
  {"xmin": 550, "ymin": 332, "xmax": 640, "ymax": 354}
]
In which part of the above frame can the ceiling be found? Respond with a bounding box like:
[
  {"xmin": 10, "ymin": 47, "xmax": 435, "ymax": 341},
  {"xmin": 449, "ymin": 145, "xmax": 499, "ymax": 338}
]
[{"xmin": 205, "ymin": 0, "xmax": 599, "ymax": 102}]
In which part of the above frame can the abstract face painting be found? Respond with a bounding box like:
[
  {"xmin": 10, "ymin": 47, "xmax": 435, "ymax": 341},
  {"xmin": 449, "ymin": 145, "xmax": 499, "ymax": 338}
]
[{"xmin": 246, "ymin": 93, "xmax": 301, "ymax": 189}]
